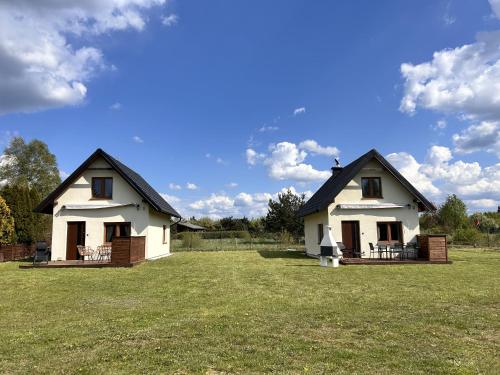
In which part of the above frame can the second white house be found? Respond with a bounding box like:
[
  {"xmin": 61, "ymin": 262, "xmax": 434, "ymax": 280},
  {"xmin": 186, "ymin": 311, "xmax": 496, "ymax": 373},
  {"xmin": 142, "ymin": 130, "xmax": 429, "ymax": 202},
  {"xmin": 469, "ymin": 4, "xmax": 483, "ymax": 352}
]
[{"xmin": 297, "ymin": 149, "xmax": 436, "ymax": 258}]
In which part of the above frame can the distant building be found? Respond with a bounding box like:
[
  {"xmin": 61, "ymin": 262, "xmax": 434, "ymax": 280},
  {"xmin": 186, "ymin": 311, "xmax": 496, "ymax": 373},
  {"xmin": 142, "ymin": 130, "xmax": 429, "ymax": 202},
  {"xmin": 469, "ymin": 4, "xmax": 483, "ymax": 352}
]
[{"xmin": 175, "ymin": 221, "xmax": 206, "ymax": 233}]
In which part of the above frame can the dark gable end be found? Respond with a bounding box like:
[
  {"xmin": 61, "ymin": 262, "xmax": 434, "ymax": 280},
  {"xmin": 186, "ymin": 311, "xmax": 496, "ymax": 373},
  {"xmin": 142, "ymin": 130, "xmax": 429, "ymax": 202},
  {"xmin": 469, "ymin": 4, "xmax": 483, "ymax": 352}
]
[
  {"xmin": 297, "ymin": 149, "xmax": 436, "ymax": 217},
  {"xmin": 34, "ymin": 149, "xmax": 181, "ymax": 218}
]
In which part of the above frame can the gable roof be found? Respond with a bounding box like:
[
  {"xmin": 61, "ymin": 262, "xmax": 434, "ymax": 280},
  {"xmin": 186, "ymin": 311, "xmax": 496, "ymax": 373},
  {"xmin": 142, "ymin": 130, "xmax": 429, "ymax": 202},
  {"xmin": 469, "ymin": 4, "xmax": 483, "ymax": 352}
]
[
  {"xmin": 34, "ymin": 149, "xmax": 181, "ymax": 218},
  {"xmin": 297, "ymin": 149, "xmax": 436, "ymax": 217}
]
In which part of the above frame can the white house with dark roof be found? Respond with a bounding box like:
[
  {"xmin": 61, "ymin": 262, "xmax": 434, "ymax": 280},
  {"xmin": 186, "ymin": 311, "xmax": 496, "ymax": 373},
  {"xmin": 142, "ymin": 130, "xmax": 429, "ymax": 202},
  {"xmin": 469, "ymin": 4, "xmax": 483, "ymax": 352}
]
[
  {"xmin": 35, "ymin": 149, "xmax": 181, "ymax": 262},
  {"xmin": 297, "ymin": 149, "xmax": 436, "ymax": 258}
]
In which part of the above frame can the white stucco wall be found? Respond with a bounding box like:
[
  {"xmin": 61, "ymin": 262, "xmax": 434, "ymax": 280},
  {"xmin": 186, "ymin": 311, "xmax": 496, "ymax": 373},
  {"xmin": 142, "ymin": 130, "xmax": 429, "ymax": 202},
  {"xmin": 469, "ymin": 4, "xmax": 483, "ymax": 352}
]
[
  {"xmin": 51, "ymin": 157, "xmax": 171, "ymax": 260},
  {"xmin": 304, "ymin": 211, "xmax": 329, "ymax": 256},
  {"xmin": 304, "ymin": 160, "xmax": 421, "ymax": 257},
  {"xmin": 146, "ymin": 210, "xmax": 171, "ymax": 259}
]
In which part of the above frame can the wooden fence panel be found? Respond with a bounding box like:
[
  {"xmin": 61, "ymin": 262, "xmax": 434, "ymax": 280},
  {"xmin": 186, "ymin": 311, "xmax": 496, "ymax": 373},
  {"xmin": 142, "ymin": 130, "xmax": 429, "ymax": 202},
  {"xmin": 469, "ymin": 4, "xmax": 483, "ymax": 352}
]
[{"xmin": 0, "ymin": 244, "xmax": 35, "ymax": 262}]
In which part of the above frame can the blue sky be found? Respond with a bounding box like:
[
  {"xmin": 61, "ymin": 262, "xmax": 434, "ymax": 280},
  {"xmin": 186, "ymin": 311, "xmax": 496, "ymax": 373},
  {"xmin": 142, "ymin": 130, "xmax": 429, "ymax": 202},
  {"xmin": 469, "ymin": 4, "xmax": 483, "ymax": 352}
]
[{"xmin": 0, "ymin": 0, "xmax": 499, "ymax": 218}]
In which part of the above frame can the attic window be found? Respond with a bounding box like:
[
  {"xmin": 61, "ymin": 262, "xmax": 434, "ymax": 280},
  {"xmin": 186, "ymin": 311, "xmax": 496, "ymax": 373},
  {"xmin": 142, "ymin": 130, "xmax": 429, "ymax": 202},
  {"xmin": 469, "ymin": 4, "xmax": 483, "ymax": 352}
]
[
  {"xmin": 92, "ymin": 177, "xmax": 113, "ymax": 199},
  {"xmin": 361, "ymin": 177, "xmax": 382, "ymax": 198}
]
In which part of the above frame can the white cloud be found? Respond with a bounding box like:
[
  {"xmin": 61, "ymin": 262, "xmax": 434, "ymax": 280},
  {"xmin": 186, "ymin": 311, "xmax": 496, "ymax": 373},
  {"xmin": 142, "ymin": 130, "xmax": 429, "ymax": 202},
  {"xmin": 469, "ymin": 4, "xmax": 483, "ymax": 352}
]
[
  {"xmin": 160, "ymin": 193, "xmax": 181, "ymax": 204},
  {"xmin": 247, "ymin": 141, "xmax": 338, "ymax": 182},
  {"xmin": 431, "ymin": 119, "xmax": 447, "ymax": 131},
  {"xmin": 443, "ymin": 1, "xmax": 456, "ymax": 26},
  {"xmin": 189, "ymin": 186, "xmax": 312, "ymax": 218},
  {"xmin": 0, "ymin": 0, "xmax": 166, "ymax": 115},
  {"xmin": 387, "ymin": 146, "xmax": 499, "ymax": 204},
  {"xmin": 264, "ymin": 142, "xmax": 331, "ymax": 182},
  {"xmin": 205, "ymin": 153, "xmax": 211, "ymax": 158},
  {"xmin": 246, "ymin": 148, "xmax": 265, "ymax": 166},
  {"xmin": 169, "ymin": 183, "xmax": 182, "ymax": 190},
  {"xmin": 399, "ymin": 1, "xmax": 500, "ymax": 160},
  {"xmin": 293, "ymin": 107, "xmax": 306, "ymax": 116},
  {"xmin": 110, "ymin": 102, "xmax": 122, "ymax": 111},
  {"xmin": 258, "ymin": 125, "xmax": 279, "ymax": 132},
  {"xmin": 132, "ymin": 135, "xmax": 144, "ymax": 143},
  {"xmin": 400, "ymin": 29, "xmax": 500, "ymax": 119},
  {"xmin": 298, "ymin": 140, "xmax": 340, "ymax": 157},
  {"xmin": 186, "ymin": 182, "xmax": 198, "ymax": 190},
  {"xmin": 226, "ymin": 182, "xmax": 238, "ymax": 188},
  {"xmin": 466, "ymin": 198, "xmax": 498, "ymax": 210},
  {"xmin": 490, "ymin": 0, "xmax": 500, "ymax": 19},
  {"xmin": 452, "ymin": 121, "xmax": 500, "ymax": 157},
  {"xmin": 421, "ymin": 145, "xmax": 481, "ymax": 185},
  {"xmin": 385, "ymin": 152, "xmax": 441, "ymax": 197},
  {"xmin": 161, "ymin": 14, "xmax": 178, "ymax": 27},
  {"xmin": 189, "ymin": 194, "xmax": 236, "ymax": 218}
]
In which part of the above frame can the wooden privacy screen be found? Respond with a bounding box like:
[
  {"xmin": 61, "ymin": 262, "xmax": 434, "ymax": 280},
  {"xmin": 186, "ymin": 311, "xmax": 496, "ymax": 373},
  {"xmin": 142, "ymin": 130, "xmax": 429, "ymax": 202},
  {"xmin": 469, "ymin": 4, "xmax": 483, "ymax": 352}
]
[
  {"xmin": 111, "ymin": 236, "xmax": 146, "ymax": 265},
  {"xmin": 417, "ymin": 235, "xmax": 448, "ymax": 262}
]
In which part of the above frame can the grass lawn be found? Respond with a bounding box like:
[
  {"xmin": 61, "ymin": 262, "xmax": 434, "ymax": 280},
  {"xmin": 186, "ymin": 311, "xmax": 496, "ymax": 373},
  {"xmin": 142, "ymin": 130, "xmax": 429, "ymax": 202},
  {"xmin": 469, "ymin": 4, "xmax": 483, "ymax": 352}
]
[{"xmin": 0, "ymin": 249, "xmax": 499, "ymax": 374}]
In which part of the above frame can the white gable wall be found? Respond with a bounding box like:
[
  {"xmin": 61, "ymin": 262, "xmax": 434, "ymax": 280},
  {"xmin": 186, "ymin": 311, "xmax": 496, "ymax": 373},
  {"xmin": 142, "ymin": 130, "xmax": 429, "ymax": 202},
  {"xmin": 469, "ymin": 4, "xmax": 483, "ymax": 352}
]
[
  {"xmin": 51, "ymin": 157, "xmax": 171, "ymax": 261},
  {"xmin": 305, "ymin": 160, "xmax": 421, "ymax": 257}
]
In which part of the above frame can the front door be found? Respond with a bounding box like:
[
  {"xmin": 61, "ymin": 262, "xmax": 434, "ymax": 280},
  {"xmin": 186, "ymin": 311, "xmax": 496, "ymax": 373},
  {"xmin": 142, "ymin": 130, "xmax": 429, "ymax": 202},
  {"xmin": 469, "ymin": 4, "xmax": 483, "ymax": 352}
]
[
  {"xmin": 341, "ymin": 221, "xmax": 361, "ymax": 258},
  {"xmin": 66, "ymin": 222, "xmax": 86, "ymax": 260}
]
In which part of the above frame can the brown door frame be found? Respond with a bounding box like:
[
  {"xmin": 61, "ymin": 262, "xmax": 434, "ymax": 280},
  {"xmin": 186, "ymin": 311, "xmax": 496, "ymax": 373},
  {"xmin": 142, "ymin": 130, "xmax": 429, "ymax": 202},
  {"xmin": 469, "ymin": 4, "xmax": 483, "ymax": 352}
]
[
  {"xmin": 66, "ymin": 221, "xmax": 86, "ymax": 260},
  {"xmin": 341, "ymin": 221, "xmax": 361, "ymax": 258}
]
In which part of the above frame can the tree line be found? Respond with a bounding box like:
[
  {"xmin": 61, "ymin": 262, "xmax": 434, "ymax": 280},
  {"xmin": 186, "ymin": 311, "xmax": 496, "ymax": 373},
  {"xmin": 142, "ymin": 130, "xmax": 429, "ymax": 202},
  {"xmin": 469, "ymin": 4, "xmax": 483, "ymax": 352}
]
[
  {"xmin": 0, "ymin": 137, "xmax": 61, "ymax": 244},
  {"xmin": 420, "ymin": 194, "xmax": 499, "ymax": 246},
  {"xmin": 185, "ymin": 189, "xmax": 306, "ymax": 241}
]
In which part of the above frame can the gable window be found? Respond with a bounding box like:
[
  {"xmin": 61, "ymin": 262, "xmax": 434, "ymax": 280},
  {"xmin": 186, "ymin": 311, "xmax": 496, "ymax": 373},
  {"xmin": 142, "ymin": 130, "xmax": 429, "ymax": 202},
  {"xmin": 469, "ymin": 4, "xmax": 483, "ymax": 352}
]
[
  {"xmin": 377, "ymin": 222, "xmax": 402, "ymax": 243},
  {"xmin": 104, "ymin": 222, "xmax": 131, "ymax": 243},
  {"xmin": 92, "ymin": 177, "xmax": 113, "ymax": 199},
  {"xmin": 317, "ymin": 224, "xmax": 324, "ymax": 244},
  {"xmin": 361, "ymin": 177, "xmax": 382, "ymax": 198}
]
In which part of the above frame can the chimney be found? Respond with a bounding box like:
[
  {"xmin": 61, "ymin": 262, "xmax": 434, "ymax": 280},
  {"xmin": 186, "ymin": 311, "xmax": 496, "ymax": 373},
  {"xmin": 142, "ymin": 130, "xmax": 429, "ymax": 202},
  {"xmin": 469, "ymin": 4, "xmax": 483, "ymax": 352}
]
[{"xmin": 331, "ymin": 158, "xmax": 342, "ymax": 175}]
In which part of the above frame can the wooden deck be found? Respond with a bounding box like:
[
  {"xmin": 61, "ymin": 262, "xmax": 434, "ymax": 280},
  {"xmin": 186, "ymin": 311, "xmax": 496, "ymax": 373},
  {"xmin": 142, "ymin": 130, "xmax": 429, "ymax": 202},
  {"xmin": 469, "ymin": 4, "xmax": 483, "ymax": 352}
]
[
  {"xmin": 340, "ymin": 258, "xmax": 452, "ymax": 265},
  {"xmin": 19, "ymin": 260, "xmax": 136, "ymax": 269}
]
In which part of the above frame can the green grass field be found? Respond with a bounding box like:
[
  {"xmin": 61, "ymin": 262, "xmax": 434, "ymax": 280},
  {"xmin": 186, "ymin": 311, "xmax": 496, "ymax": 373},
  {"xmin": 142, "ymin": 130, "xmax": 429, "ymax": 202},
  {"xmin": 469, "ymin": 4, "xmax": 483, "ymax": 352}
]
[{"xmin": 0, "ymin": 249, "xmax": 499, "ymax": 374}]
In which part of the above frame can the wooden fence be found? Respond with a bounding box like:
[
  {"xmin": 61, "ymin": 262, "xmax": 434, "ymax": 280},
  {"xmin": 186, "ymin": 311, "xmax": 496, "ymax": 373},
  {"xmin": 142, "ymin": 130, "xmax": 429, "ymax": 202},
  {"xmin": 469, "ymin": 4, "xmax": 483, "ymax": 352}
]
[{"xmin": 0, "ymin": 244, "xmax": 35, "ymax": 262}]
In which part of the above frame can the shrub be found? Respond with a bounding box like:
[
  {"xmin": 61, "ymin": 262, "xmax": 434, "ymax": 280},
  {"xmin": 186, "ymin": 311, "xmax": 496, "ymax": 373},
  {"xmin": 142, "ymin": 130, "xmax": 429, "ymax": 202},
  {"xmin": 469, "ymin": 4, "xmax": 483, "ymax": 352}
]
[
  {"xmin": 198, "ymin": 231, "xmax": 250, "ymax": 240},
  {"xmin": 453, "ymin": 227, "xmax": 482, "ymax": 245},
  {"xmin": 278, "ymin": 230, "xmax": 293, "ymax": 245},
  {"xmin": 181, "ymin": 233, "xmax": 202, "ymax": 249},
  {"xmin": 0, "ymin": 196, "xmax": 15, "ymax": 244}
]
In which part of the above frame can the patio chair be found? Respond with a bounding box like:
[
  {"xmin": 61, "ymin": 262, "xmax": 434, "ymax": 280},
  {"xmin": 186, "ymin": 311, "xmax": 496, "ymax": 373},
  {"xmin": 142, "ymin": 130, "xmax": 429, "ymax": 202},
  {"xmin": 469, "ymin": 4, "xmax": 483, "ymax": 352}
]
[
  {"xmin": 77, "ymin": 245, "xmax": 93, "ymax": 262},
  {"xmin": 377, "ymin": 242, "xmax": 388, "ymax": 259},
  {"xmin": 96, "ymin": 245, "xmax": 112, "ymax": 262},
  {"xmin": 405, "ymin": 243, "xmax": 417, "ymax": 260},
  {"xmin": 369, "ymin": 242, "xmax": 378, "ymax": 259},
  {"xmin": 33, "ymin": 241, "xmax": 50, "ymax": 265},
  {"xmin": 336, "ymin": 242, "xmax": 346, "ymax": 257},
  {"xmin": 392, "ymin": 243, "xmax": 403, "ymax": 260}
]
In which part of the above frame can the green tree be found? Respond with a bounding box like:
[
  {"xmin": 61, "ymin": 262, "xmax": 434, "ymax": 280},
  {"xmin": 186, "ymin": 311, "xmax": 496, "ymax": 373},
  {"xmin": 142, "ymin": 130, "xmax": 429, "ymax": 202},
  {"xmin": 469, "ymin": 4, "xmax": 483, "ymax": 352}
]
[
  {"xmin": 437, "ymin": 194, "xmax": 468, "ymax": 233},
  {"xmin": 264, "ymin": 189, "xmax": 305, "ymax": 239},
  {"xmin": 0, "ymin": 195, "xmax": 15, "ymax": 244},
  {"xmin": 0, "ymin": 137, "xmax": 61, "ymax": 198},
  {"xmin": 470, "ymin": 212, "xmax": 498, "ymax": 233},
  {"xmin": 1, "ymin": 185, "xmax": 36, "ymax": 243}
]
